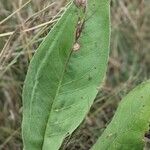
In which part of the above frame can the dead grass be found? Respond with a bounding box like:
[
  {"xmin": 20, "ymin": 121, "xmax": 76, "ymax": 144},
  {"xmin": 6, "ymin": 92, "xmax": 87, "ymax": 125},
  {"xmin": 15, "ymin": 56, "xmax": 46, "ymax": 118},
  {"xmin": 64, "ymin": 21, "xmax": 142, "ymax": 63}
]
[{"xmin": 0, "ymin": 0, "xmax": 150, "ymax": 149}]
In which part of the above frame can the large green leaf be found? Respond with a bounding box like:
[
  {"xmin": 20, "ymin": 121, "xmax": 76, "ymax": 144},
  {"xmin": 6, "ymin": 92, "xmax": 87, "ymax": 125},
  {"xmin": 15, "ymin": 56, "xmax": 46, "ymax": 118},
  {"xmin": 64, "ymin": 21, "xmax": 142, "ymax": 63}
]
[
  {"xmin": 22, "ymin": 0, "xmax": 110, "ymax": 150},
  {"xmin": 92, "ymin": 80, "xmax": 150, "ymax": 150}
]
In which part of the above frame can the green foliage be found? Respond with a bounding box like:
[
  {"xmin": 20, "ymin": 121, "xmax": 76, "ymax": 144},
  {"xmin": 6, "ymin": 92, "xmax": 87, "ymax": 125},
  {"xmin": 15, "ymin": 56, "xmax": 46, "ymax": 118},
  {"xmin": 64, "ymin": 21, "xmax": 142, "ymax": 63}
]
[
  {"xmin": 22, "ymin": 0, "xmax": 110, "ymax": 150},
  {"xmin": 92, "ymin": 80, "xmax": 150, "ymax": 150}
]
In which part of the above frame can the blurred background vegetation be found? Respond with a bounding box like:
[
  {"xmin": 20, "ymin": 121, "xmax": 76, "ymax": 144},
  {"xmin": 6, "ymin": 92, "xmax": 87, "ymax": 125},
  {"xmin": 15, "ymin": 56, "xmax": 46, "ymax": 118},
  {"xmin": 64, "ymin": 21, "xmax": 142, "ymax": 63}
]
[{"xmin": 0, "ymin": 0, "xmax": 149, "ymax": 149}]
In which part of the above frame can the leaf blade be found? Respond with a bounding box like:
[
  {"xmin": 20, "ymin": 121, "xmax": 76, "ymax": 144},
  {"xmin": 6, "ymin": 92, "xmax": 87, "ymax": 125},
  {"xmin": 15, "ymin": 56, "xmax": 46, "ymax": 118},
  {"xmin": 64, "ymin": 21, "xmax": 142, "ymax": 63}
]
[
  {"xmin": 92, "ymin": 80, "xmax": 150, "ymax": 150},
  {"xmin": 22, "ymin": 0, "xmax": 110, "ymax": 149},
  {"xmin": 22, "ymin": 3, "xmax": 83, "ymax": 150}
]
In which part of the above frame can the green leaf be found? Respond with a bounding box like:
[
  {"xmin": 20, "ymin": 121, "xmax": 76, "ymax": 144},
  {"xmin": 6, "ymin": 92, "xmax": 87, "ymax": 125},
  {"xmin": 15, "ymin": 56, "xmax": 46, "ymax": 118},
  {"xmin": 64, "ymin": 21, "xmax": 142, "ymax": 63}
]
[
  {"xmin": 92, "ymin": 80, "xmax": 150, "ymax": 150},
  {"xmin": 22, "ymin": 0, "xmax": 110, "ymax": 150}
]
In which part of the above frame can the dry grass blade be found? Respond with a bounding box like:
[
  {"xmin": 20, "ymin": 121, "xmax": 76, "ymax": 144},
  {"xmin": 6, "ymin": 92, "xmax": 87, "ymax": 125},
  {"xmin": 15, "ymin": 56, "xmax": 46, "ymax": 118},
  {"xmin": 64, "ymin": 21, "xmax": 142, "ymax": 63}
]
[
  {"xmin": 0, "ymin": 128, "xmax": 20, "ymax": 149},
  {"xmin": 0, "ymin": 19, "xmax": 58, "ymax": 38},
  {"xmin": 0, "ymin": 29, "xmax": 20, "ymax": 67},
  {"xmin": 0, "ymin": 0, "xmax": 31, "ymax": 25},
  {"xmin": 25, "ymin": 2, "xmax": 56, "ymax": 22},
  {"xmin": 0, "ymin": 1, "xmax": 66, "ymax": 78}
]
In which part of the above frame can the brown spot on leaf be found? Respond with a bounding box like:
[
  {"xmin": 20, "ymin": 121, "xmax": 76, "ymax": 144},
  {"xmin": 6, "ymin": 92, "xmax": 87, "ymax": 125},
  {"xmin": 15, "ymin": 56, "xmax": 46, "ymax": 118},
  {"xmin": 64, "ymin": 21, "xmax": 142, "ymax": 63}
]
[{"xmin": 73, "ymin": 43, "xmax": 80, "ymax": 52}]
